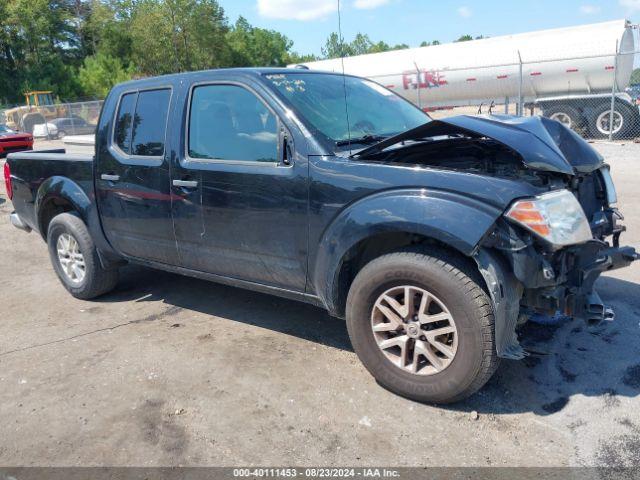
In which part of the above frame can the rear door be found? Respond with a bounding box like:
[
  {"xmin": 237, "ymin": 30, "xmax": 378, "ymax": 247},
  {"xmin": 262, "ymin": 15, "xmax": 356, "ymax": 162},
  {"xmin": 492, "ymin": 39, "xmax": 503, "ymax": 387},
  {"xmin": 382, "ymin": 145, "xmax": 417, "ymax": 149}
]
[
  {"xmin": 170, "ymin": 78, "xmax": 309, "ymax": 291},
  {"xmin": 95, "ymin": 86, "xmax": 179, "ymax": 265}
]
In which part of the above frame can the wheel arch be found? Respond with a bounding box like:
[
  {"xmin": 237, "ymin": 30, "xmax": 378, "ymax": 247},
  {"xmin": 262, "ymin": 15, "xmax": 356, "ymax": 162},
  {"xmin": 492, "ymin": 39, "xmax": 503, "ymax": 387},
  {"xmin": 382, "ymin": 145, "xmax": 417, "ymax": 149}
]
[
  {"xmin": 35, "ymin": 176, "xmax": 122, "ymax": 268},
  {"xmin": 35, "ymin": 176, "xmax": 91, "ymax": 240},
  {"xmin": 311, "ymin": 189, "xmax": 502, "ymax": 318}
]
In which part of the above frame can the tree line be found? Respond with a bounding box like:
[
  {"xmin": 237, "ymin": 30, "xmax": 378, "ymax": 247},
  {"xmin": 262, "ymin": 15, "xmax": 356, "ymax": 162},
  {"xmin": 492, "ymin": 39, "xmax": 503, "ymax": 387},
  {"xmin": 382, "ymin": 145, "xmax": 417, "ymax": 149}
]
[{"xmin": 0, "ymin": 0, "xmax": 479, "ymax": 105}]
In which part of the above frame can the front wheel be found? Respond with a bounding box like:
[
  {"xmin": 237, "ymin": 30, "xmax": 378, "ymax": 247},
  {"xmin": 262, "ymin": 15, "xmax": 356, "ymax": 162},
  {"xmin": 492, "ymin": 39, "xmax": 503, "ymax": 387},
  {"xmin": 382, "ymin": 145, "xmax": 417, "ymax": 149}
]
[
  {"xmin": 345, "ymin": 250, "xmax": 498, "ymax": 404},
  {"xmin": 47, "ymin": 213, "xmax": 119, "ymax": 299}
]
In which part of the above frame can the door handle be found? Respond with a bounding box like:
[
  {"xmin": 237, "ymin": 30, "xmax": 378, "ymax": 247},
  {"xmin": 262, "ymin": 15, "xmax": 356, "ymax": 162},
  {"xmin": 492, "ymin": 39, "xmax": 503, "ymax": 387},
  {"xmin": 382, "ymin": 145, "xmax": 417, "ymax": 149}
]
[
  {"xmin": 173, "ymin": 179, "xmax": 198, "ymax": 188},
  {"xmin": 101, "ymin": 174, "xmax": 120, "ymax": 182}
]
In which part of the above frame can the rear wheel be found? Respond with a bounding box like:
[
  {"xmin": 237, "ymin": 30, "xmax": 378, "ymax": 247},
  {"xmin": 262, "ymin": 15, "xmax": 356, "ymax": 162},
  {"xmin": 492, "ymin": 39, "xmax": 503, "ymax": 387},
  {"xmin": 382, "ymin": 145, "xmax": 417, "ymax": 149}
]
[
  {"xmin": 47, "ymin": 213, "xmax": 118, "ymax": 299},
  {"xmin": 345, "ymin": 250, "xmax": 498, "ymax": 404},
  {"xmin": 543, "ymin": 104, "xmax": 582, "ymax": 131},
  {"xmin": 588, "ymin": 102, "xmax": 634, "ymax": 139}
]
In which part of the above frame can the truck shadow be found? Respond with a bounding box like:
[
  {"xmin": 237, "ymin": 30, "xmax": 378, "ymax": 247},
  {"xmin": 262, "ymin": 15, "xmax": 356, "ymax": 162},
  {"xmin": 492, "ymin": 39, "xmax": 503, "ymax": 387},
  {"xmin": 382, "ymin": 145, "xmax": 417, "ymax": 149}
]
[
  {"xmin": 100, "ymin": 264, "xmax": 353, "ymax": 352},
  {"xmin": 98, "ymin": 266, "xmax": 640, "ymax": 415}
]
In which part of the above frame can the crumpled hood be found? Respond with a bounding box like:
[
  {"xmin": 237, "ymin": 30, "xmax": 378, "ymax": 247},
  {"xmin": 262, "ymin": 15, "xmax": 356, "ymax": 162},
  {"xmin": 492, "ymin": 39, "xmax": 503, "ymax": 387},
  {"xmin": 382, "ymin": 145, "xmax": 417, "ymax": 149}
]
[{"xmin": 356, "ymin": 114, "xmax": 604, "ymax": 175}]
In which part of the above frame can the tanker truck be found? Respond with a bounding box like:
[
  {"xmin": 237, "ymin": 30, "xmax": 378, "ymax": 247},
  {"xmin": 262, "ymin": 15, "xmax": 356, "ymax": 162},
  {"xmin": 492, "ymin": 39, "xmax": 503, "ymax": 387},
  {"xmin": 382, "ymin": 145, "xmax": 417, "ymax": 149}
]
[{"xmin": 295, "ymin": 20, "xmax": 639, "ymax": 139}]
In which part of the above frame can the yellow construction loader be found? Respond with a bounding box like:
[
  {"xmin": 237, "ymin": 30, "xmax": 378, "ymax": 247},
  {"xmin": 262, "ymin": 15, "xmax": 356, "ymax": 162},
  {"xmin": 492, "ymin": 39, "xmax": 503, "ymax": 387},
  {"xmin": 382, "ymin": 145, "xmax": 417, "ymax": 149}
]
[{"xmin": 3, "ymin": 91, "xmax": 63, "ymax": 133}]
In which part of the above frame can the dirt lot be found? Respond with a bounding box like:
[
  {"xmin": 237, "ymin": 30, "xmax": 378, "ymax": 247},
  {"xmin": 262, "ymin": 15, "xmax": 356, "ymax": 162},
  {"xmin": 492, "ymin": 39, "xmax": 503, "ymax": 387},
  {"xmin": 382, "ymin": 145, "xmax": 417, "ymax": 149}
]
[{"xmin": 0, "ymin": 142, "xmax": 639, "ymax": 467}]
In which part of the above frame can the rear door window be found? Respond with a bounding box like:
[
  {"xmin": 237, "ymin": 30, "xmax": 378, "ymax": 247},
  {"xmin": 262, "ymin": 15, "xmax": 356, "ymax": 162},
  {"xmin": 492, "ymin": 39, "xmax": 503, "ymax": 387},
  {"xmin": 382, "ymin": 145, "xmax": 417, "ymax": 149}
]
[
  {"xmin": 131, "ymin": 89, "xmax": 171, "ymax": 156},
  {"xmin": 114, "ymin": 93, "xmax": 137, "ymax": 154},
  {"xmin": 113, "ymin": 88, "xmax": 171, "ymax": 157}
]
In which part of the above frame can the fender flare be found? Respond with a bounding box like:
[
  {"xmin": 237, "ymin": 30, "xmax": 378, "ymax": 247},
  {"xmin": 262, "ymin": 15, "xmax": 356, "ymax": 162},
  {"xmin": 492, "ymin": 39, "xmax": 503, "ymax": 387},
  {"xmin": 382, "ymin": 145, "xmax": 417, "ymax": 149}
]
[
  {"xmin": 311, "ymin": 188, "xmax": 503, "ymax": 316},
  {"xmin": 35, "ymin": 176, "xmax": 92, "ymax": 235},
  {"xmin": 35, "ymin": 176, "xmax": 120, "ymax": 266}
]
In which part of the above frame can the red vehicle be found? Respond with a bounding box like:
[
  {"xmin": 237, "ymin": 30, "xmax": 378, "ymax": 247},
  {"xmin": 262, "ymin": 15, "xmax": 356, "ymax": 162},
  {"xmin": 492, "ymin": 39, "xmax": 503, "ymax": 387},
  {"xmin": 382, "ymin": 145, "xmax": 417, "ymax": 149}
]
[{"xmin": 0, "ymin": 124, "xmax": 33, "ymax": 158}]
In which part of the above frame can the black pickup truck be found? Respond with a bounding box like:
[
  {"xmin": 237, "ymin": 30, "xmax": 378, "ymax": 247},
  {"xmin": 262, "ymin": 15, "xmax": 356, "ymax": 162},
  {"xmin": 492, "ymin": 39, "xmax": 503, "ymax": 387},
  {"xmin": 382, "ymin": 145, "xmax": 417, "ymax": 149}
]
[{"xmin": 4, "ymin": 68, "xmax": 636, "ymax": 403}]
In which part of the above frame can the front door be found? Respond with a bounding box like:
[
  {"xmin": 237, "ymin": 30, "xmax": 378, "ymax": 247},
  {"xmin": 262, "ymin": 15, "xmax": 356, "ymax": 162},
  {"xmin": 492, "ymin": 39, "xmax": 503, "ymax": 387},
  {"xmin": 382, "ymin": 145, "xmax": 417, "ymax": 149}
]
[
  {"xmin": 171, "ymin": 81, "xmax": 308, "ymax": 291},
  {"xmin": 95, "ymin": 87, "xmax": 179, "ymax": 265}
]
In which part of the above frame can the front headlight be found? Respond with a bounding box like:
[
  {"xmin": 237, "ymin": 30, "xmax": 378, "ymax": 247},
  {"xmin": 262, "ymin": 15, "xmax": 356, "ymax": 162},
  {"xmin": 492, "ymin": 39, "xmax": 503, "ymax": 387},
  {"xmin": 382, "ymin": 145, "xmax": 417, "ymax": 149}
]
[
  {"xmin": 505, "ymin": 190, "xmax": 592, "ymax": 247},
  {"xmin": 599, "ymin": 166, "xmax": 617, "ymax": 206}
]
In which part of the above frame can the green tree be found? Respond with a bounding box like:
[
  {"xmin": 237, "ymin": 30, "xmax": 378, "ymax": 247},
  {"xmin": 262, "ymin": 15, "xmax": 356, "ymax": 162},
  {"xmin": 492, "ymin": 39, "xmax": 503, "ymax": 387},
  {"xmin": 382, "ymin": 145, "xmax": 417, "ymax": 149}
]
[
  {"xmin": 286, "ymin": 52, "xmax": 319, "ymax": 65},
  {"xmin": 321, "ymin": 32, "xmax": 410, "ymax": 59},
  {"xmin": 321, "ymin": 32, "xmax": 350, "ymax": 58},
  {"xmin": 0, "ymin": 0, "xmax": 85, "ymax": 102},
  {"xmin": 454, "ymin": 34, "xmax": 486, "ymax": 42},
  {"xmin": 84, "ymin": 0, "xmax": 134, "ymax": 62},
  {"xmin": 226, "ymin": 16, "xmax": 293, "ymax": 67},
  {"xmin": 454, "ymin": 34, "xmax": 473, "ymax": 42},
  {"xmin": 351, "ymin": 33, "xmax": 374, "ymax": 55},
  {"xmin": 0, "ymin": 0, "xmax": 17, "ymax": 103},
  {"xmin": 129, "ymin": 0, "xmax": 229, "ymax": 75},
  {"xmin": 78, "ymin": 52, "xmax": 132, "ymax": 97}
]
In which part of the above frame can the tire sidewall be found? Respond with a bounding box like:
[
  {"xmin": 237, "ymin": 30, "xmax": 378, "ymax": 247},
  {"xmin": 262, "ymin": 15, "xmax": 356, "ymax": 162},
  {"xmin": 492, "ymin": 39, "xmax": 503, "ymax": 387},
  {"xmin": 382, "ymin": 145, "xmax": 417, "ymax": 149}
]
[
  {"xmin": 589, "ymin": 104, "xmax": 632, "ymax": 139},
  {"xmin": 47, "ymin": 215, "xmax": 96, "ymax": 296},
  {"xmin": 347, "ymin": 256, "xmax": 489, "ymax": 403},
  {"xmin": 544, "ymin": 105, "xmax": 581, "ymax": 129}
]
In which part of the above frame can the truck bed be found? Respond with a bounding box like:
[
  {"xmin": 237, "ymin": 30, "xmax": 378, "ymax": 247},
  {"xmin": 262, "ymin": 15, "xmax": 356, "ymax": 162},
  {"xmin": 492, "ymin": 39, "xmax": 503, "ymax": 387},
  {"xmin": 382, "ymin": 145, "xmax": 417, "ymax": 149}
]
[{"xmin": 7, "ymin": 149, "xmax": 94, "ymax": 234}]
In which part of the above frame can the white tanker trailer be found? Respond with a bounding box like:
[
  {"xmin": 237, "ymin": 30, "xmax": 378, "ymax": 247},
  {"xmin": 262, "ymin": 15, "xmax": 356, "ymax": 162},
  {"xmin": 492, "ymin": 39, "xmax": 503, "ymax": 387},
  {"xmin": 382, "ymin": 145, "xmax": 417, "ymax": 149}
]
[{"xmin": 295, "ymin": 20, "xmax": 639, "ymax": 139}]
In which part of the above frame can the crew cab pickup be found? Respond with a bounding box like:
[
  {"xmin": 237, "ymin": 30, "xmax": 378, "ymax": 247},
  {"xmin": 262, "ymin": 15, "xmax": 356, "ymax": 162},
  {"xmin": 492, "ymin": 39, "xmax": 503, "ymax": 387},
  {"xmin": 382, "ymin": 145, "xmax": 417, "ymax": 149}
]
[{"xmin": 4, "ymin": 69, "xmax": 636, "ymax": 403}]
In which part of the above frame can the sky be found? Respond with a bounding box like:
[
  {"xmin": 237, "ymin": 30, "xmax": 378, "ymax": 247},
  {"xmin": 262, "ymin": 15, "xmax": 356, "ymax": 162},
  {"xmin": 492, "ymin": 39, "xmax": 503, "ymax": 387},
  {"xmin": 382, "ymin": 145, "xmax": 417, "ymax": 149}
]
[{"xmin": 222, "ymin": 0, "xmax": 640, "ymax": 56}]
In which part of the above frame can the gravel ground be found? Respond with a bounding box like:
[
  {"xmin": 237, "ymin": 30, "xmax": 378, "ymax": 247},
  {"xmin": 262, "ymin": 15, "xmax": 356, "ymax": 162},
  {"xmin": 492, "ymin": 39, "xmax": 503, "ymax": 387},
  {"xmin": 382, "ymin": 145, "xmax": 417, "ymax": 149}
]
[{"xmin": 0, "ymin": 141, "xmax": 639, "ymax": 467}]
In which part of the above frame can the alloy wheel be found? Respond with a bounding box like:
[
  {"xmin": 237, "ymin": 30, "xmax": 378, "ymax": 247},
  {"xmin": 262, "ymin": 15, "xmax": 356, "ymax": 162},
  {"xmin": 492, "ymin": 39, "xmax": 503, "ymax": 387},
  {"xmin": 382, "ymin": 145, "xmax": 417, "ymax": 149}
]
[
  {"xmin": 56, "ymin": 233, "xmax": 86, "ymax": 284},
  {"xmin": 371, "ymin": 285, "xmax": 458, "ymax": 375}
]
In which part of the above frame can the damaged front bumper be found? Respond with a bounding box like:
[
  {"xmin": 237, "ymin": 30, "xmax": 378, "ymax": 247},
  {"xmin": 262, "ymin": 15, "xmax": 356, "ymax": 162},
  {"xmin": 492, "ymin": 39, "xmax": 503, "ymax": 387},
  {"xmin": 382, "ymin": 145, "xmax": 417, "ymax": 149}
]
[
  {"xmin": 524, "ymin": 242, "xmax": 637, "ymax": 324},
  {"xmin": 475, "ymin": 221, "xmax": 637, "ymax": 360}
]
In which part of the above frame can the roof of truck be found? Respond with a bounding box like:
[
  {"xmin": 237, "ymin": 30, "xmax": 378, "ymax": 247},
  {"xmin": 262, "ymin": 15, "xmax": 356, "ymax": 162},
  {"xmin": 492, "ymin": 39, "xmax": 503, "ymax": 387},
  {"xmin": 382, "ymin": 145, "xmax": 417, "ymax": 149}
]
[{"xmin": 111, "ymin": 67, "xmax": 345, "ymax": 90}]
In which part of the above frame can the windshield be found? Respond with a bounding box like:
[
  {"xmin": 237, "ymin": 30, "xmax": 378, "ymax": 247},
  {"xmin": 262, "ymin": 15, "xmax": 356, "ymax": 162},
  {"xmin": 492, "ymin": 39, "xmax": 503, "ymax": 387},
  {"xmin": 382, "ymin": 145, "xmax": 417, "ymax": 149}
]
[
  {"xmin": 0, "ymin": 125, "xmax": 15, "ymax": 134},
  {"xmin": 263, "ymin": 73, "xmax": 429, "ymax": 150}
]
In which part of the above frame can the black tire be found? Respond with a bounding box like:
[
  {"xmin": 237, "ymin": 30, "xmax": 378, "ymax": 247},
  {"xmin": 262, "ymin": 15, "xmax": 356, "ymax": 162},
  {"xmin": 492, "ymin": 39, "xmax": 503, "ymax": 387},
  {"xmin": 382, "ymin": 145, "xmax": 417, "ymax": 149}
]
[
  {"xmin": 57, "ymin": 130, "xmax": 66, "ymax": 139},
  {"xmin": 47, "ymin": 213, "xmax": 118, "ymax": 299},
  {"xmin": 542, "ymin": 104, "xmax": 582, "ymax": 131},
  {"xmin": 345, "ymin": 250, "xmax": 498, "ymax": 404},
  {"xmin": 587, "ymin": 102, "xmax": 635, "ymax": 139}
]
